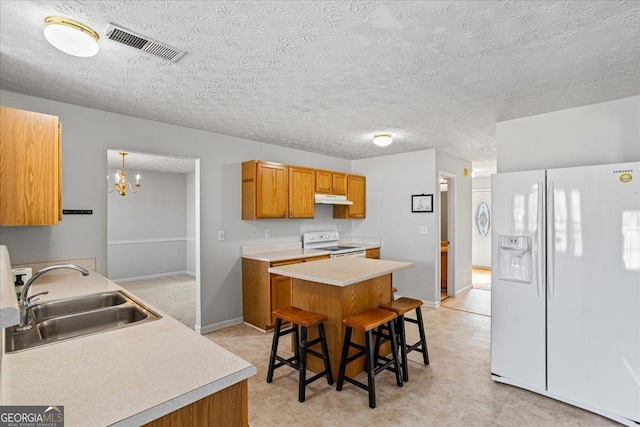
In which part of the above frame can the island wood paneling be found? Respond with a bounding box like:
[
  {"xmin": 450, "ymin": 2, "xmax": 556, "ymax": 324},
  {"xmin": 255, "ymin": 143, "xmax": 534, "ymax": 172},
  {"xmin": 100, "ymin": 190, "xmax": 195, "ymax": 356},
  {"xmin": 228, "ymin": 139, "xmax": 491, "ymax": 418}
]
[
  {"xmin": 291, "ymin": 275, "xmax": 391, "ymax": 378},
  {"xmin": 143, "ymin": 380, "xmax": 248, "ymax": 427}
]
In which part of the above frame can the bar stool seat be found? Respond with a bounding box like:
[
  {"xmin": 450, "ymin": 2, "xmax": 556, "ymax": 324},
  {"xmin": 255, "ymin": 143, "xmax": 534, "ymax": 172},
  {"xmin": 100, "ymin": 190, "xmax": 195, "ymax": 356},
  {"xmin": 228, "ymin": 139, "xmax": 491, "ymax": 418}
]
[
  {"xmin": 267, "ymin": 306, "xmax": 333, "ymax": 402},
  {"xmin": 378, "ymin": 297, "xmax": 430, "ymax": 382},
  {"xmin": 337, "ymin": 308, "xmax": 403, "ymax": 409}
]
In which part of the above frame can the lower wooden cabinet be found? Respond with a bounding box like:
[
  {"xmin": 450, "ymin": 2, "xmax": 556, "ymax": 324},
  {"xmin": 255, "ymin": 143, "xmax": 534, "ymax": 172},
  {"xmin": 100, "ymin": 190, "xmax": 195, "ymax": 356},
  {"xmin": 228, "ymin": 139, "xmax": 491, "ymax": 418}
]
[
  {"xmin": 143, "ymin": 380, "xmax": 248, "ymax": 427},
  {"xmin": 365, "ymin": 248, "xmax": 380, "ymax": 259},
  {"xmin": 242, "ymin": 254, "xmax": 330, "ymax": 330}
]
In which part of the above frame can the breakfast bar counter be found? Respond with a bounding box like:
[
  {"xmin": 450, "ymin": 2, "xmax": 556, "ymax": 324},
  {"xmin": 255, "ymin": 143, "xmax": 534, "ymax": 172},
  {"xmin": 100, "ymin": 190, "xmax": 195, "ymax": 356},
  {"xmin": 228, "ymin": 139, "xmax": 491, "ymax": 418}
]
[{"xmin": 269, "ymin": 257, "xmax": 413, "ymax": 377}]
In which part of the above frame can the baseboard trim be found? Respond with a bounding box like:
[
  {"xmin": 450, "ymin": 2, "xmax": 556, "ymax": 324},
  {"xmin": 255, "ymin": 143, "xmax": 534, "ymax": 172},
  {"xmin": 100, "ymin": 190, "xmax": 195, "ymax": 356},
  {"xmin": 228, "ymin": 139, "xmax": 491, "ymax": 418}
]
[
  {"xmin": 185, "ymin": 271, "xmax": 196, "ymax": 277},
  {"xmin": 455, "ymin": 283, "xmax": 472, "ymax": 295},
  {"xmin": 197, "ymin": 317, "xmax": 243, "ymax": 334},
  {"xmin": 112, "ymin": 271, "xmax": 190, "ymax": 283},
  {"xmin": 423, "ymin": 300, "xmax": 440, "ymax": 309}
]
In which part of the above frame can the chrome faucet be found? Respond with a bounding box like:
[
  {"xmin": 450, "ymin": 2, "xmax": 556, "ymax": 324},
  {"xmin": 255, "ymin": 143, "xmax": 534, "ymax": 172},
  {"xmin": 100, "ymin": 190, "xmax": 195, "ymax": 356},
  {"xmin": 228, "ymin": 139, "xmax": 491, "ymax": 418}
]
[{"xmin": 16, "ymin": 264, "xmax": 90, "ymax": 331}]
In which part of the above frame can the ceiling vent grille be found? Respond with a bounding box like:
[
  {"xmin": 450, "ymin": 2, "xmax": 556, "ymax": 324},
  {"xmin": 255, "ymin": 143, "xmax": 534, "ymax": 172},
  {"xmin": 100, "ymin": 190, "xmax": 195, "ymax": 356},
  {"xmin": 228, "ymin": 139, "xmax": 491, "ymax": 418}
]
[{"xmin": 105, "ymin": 24, "xmax": 186, "ymax": 62}]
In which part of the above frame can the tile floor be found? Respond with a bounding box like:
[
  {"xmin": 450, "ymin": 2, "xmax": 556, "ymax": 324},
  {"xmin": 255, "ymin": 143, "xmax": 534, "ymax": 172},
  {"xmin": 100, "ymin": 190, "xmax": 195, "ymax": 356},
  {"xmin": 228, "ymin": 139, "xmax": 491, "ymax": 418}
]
[{"xmin": 206, "ymin": 306, "xmax": 621, "ymax": 426}]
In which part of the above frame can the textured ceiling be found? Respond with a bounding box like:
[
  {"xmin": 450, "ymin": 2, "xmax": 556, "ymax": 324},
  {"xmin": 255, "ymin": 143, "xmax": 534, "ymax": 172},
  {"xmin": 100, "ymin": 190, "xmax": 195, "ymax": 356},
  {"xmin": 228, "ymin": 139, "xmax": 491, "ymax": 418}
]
[
  {"xmin": 107, "ymin": 149, "xmax": 196, "ymax": 173},
  {"xmin": 2, "ymin": 1, "xmax": 639, "ymax": 175}
]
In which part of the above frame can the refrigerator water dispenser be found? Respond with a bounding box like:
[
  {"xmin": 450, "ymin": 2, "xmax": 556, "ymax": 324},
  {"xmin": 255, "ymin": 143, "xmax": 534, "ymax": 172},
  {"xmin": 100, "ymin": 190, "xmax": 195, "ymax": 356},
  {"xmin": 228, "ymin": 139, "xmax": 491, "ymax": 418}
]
[{"xmin": 498, "ymin": 236, "xmax": 532, "ymax": 283}]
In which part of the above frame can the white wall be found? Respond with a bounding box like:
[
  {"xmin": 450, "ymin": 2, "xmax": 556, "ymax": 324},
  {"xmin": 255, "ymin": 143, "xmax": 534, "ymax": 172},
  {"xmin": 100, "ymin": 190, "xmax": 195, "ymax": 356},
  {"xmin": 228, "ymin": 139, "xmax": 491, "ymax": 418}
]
[
  {"xmin": 0, "ymin": 90, "xmax": 352, "ymax": 332},
  {"xmin": 351, "ymin": 149, "xmax": 472, "ymax": 303},
  {"xmin": 497, "ymin": 95, "xmax": 640, "ymax": 172},
  {"xmin": 107, "ymin": 168, "xmax": 187, "ymax": 280},
  {"xmin": 436, "ymin": 150, "xmax": 473, "ymax": 295},
  {"xmin": 352, "ymin": 150, "xmax": 438, "ymax": 302}
]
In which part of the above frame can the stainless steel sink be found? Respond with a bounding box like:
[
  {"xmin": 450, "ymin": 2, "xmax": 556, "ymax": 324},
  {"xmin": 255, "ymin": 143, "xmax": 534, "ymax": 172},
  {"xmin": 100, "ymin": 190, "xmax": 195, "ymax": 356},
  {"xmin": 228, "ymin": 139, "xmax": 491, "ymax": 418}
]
[
  {"xmin": 4, "ymin": 291, "xmax": 160, "ymax": 352},
  {"xmin": 32, "ymin": 292, "xmax": 127, "ymax": 321}
]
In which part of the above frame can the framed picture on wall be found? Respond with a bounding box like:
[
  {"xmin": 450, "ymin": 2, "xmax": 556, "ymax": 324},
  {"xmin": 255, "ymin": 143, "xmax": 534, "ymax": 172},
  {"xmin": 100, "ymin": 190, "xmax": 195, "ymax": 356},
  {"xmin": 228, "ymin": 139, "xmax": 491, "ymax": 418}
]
[{"xmin": 412, "ymin": 194, "xmax": 433, "ymax": 212}]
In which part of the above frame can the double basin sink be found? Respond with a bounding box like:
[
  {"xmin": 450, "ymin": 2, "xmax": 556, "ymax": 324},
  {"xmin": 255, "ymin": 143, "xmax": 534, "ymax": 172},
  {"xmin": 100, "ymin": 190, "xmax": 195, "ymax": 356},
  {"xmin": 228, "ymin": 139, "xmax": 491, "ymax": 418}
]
[{"xmin": 5, "ymin": 291, "xmax": 161, "ymax": 352}]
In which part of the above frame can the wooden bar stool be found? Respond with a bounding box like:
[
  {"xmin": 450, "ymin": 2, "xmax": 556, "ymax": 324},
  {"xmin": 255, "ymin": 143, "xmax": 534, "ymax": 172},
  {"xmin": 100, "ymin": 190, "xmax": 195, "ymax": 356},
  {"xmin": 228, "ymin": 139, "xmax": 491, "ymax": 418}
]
[
  {"xmin": 378, "ymin": 297, "xmax": 430, "ymax": 382},
  {"xmin": 266, "ymin": 306, "xmax": 333, "ymax": 402},
  {"xmin": 336, "ymin": 308, "xmax": 403, "ymax": 409}
]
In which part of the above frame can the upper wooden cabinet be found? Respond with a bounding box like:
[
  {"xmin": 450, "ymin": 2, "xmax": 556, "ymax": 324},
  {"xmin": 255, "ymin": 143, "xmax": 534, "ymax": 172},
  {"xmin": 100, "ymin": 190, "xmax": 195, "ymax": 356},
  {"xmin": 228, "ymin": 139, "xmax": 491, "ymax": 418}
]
[
  {"xmin": 288, "ymin": 166, "xmax": 315, "ymax": 218},
  {"xmin": 334, "ymin": 174, "xmax": 366, "ymax": 219},
  {"xmin": 315, "ymin": 170, "xmax": 347, "ymax": 195},
  {"xmin": 243, "ymin": 160, "xmax": 288, "ymax": 219},
  {"xmin": 242, "ymin": 160, "xmax": 365, "ymax": 220},
  {"xmin": 0, "ymin": 106, "xmax": 61, "ymax": 226}
]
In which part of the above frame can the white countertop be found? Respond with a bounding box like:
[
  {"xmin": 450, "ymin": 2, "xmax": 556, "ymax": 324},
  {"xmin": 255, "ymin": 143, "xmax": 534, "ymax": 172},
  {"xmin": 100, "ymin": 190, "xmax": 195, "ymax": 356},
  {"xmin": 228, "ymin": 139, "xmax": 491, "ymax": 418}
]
[
  {"xmin": 268, "ymin": 256, "xmax": 413, "ymax": 287},
  {"xmin": 0, "ymin": 271, "xmax": 256, "ymax": 426}
]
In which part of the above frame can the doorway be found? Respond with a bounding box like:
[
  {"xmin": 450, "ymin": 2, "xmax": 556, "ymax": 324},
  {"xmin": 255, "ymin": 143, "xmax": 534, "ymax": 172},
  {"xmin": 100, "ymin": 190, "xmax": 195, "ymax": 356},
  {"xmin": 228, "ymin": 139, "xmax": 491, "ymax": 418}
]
[
  {"xmin": 438, "ymin": 172, "xmax": 456, "ymax": 303},
  {"xmin": 106, "ymin": 150, "xmax": 201, "ymax": 330}
]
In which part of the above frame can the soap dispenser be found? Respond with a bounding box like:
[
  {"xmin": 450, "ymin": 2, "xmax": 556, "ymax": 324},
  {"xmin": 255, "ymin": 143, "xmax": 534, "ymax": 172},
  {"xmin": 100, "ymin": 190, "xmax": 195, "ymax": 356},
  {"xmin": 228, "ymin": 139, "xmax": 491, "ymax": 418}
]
[{"xmin": 14, "ymin": 273, "xmax": 25, "ymax": 298}]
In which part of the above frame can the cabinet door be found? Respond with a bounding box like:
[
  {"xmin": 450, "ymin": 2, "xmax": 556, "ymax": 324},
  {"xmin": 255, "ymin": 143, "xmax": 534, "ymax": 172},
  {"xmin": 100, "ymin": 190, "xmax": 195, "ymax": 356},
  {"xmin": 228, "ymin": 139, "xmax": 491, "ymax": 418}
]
[
  {"xmin": 347, "ymin": 175, "xmax": 366, "ymax": 218},
  {"xmin": 0, "ymin": 107, "xmax": 60, "ymax": 226},
  {"xmin": 256, "ymin": 162, "xmax": 288, "ymax": 218},
  {"xmin": 271, "ymin": 274, "xmax": 292, "ymax": 325},
  {"xmin": 289, "ymin": 166, "xmax": 315, "ymax": 218},
  {"xmin": 332, "ymin": 172, "xmax": 347, "ymax": 196},
  {"xmin": 315, "ymin": 170, "xmax": 333, "ymax": 194}
]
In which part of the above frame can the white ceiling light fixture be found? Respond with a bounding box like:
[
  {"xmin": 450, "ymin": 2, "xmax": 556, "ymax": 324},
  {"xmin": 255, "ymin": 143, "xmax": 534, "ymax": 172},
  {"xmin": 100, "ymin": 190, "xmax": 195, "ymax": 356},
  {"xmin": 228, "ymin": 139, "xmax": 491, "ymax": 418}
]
[
  {"xmin": 373, "ymin": 133, "xmax": 393, "ymax": 147},
  {"xmin": 44, "ymin": 16, "xmax": 99, "ymax": 57}
]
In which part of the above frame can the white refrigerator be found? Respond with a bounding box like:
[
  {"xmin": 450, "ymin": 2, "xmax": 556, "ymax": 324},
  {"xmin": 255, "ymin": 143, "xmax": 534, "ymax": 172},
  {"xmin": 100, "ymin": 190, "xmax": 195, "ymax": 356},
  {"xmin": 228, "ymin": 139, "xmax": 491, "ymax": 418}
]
[{"xmin": 491, "ymin": 162, "xmax": 640, "ymax": 426}]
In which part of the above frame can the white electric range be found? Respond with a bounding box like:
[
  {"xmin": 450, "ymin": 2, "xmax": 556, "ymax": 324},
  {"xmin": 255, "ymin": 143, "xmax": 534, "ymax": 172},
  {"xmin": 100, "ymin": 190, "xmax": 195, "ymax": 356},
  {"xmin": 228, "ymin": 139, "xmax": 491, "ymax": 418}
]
[{"xmin": 302, "ymin": 231, "xmax": 366, "ymax": 258}]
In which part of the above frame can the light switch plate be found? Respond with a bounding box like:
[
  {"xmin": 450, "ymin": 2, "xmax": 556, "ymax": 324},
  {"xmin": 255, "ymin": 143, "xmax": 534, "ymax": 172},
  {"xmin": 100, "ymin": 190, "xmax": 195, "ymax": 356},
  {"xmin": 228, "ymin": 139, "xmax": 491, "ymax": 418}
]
[
  {"xmin": 265, "ymin": 229, "xmax": 271, "ymax": 238},
  {"xmin": 419, "ymin": 226, "xmax": 428, "ymax": 234},
  {"xmin": 218, "ymin": 231, "xmax": 225, "ymax": 241}
]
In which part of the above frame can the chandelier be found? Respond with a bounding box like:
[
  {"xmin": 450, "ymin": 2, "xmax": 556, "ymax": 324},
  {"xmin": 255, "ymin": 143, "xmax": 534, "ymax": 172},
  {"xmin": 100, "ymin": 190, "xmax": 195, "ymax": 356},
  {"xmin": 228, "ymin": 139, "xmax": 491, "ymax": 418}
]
[{"xmin": 108, "ymin": 152, "xmax": 140, "ymax": 196}]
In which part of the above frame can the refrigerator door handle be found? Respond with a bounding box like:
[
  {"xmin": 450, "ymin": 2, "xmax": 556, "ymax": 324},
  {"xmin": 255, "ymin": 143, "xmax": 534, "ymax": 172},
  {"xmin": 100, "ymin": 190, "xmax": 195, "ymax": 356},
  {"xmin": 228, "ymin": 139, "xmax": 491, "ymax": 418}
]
[
  {"xmin": 537, "ymin": 181, "xmax": 544, "ymax": 298},
  {"xmin": 547, "ymin": 180, "xmax": 555, "ymax": 299}
]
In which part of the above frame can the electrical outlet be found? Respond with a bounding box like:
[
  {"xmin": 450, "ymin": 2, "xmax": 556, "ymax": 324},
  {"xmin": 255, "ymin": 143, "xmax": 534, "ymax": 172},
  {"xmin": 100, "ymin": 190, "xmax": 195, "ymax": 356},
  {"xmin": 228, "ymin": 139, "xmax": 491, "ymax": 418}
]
[
  {"xmin": 339, "ymin": 224, "xmax": 343, "ymax": 231},
  {"xmin": 218, "ymin": 231, "xmax": 225, "ymax": 241},
  {"xmin": 265, "ymin": 229, "xmax": 271, "ymax": 238},
  {"xmin": 419, "ymin": 226, "xmax": 428, "ymax": 235}
]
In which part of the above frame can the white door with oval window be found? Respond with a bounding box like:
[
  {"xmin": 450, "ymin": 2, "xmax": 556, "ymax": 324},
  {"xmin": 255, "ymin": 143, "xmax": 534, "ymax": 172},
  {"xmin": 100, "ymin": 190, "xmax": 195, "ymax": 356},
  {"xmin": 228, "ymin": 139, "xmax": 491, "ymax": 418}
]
[{"xmin": 472, "ymin": 190, "xmax": 491, "ymax": 268}]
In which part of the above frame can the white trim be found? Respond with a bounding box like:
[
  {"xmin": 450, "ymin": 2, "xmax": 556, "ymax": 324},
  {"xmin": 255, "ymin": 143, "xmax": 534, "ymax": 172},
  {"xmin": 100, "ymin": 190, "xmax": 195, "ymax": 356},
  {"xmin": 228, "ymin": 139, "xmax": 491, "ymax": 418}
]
[
  {"xmin": 185, "ymin": 271, "xmax": 196, "ymax": 277},
  {"xmin": 422, "ymin": 299, "xmax": 440, "ymax": 309},
  {"xmin": 491, "ymin": 375, "xmax": 638, "ymax": 427},
  {"xmin": 472, "ymin": 187, "xmax": 491, "ymax": 192},
  {"xmin": 107, "ymin": 237, "xmax": 188, "ymax": 245},
  {"xmin": 196, "ymin": 317, "xmax": 243, "ymax": 334},
  {"xmin": 455, "ymin": 283, "xmax": 472, "ymax": 295},
  {"xmin": 112, "ymin": 271, "xmax": 190, "ymax": 283}
]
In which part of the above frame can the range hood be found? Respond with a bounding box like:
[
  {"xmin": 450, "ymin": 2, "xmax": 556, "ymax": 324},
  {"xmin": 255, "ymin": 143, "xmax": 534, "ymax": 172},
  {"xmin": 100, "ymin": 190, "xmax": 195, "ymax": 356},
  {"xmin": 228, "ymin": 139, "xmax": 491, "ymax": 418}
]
[{"xmin": 314, "ymin": 194, "xmax": 353, "ymax": 205}]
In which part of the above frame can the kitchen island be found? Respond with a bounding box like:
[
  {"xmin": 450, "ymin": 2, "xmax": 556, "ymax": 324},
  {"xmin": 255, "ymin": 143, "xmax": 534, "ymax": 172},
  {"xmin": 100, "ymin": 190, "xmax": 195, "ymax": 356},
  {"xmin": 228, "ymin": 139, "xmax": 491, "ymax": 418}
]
[
  {"xmin": 269, "ymin": 256, "xmax": 413, "ymax": 378},
  {"xmin": 0, "ymin": 247, "xmax": 256, "ymax": 426}
]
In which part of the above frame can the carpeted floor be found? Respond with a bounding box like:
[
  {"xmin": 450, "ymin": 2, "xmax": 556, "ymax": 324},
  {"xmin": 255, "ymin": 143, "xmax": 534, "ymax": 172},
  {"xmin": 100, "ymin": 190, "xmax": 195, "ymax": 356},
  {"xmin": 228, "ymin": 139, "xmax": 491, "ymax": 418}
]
[{"xmin": 119, "ymin": 274, "xmax": 195, "ymax": 329}]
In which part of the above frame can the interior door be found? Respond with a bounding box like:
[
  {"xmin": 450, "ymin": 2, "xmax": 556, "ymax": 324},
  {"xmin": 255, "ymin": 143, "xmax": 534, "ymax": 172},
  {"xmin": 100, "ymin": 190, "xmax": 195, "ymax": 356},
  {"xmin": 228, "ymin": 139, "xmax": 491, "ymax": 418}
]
[
  {"xmin": 547, "ymin": 163, "xmax": 640, "ymax": 422},
  {"xmin": 491, "ymin": 170, "xmax": 546, "ymax": 391}
]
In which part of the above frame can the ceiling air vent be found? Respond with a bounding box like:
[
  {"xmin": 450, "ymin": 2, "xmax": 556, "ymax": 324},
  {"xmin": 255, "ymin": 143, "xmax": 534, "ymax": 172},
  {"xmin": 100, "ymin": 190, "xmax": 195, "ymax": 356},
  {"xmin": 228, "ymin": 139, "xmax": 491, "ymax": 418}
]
[{"xmin": 105, "ymin": 24, "xmax": 186, "ymax": 63}]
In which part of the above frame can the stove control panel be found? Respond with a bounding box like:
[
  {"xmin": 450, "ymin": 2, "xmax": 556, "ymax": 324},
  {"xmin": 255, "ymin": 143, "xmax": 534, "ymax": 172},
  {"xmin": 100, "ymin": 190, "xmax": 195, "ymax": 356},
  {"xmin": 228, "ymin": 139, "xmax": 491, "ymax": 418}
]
[{"xmin": 302, "ymin": 231, "xmax": 340, "ymax": 246}]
